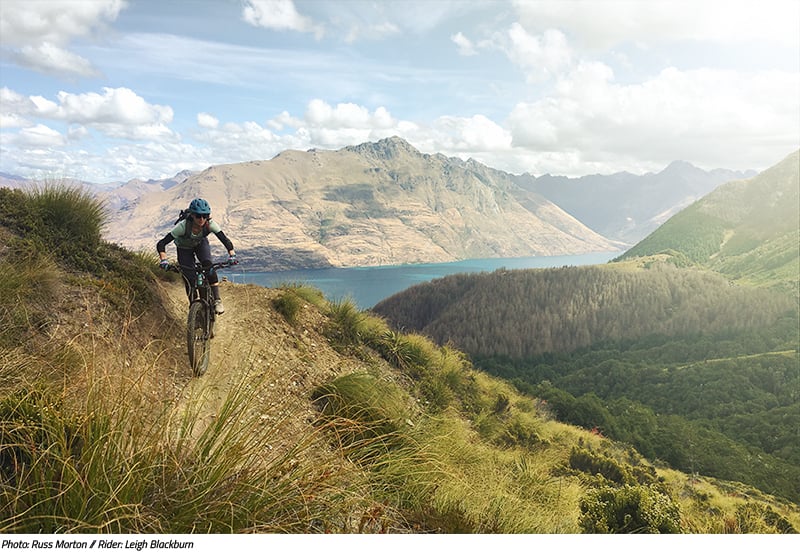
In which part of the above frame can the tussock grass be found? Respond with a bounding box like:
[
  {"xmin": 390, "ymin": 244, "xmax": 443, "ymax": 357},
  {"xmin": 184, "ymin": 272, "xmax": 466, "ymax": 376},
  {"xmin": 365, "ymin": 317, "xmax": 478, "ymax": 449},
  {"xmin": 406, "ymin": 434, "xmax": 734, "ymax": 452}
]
[
  {"xmin": 404, "ymin": 400, "xmax": 579, "ymax": 532},
  {"xmin": 26, "ymin": 181, "xmax": 109, "ymax": 245},
  {"xmin": 272, "ymin": 290, "xmax": 305, "ymax": 325},
  {"xmin": 324, "ymin": 298, "xmax": 392, "ymax": 355},
  {"xmin": 0, "ymin": 345, "xmax": 368, "ymax": 533},
  {"xmin": 374, "ymin": 331, "xmax": 436, "ymax": 375},
  {"xmin": 271, "ymin": 282, "xmax": 330, "ymax": 325},
  {"xmin": 312, "ymin": 372, "xmax": 413, "ymax": 450},
  {"xmin": 0, "ymin": 252, "xmax": 61, "ymax": 346},
  {"xmin": 279, "ymin": 282, "xmax": 328, "ymax": 308},
  {"xmin": 310, "ymin": 370, "xmax": 585, "ymax": 532}
]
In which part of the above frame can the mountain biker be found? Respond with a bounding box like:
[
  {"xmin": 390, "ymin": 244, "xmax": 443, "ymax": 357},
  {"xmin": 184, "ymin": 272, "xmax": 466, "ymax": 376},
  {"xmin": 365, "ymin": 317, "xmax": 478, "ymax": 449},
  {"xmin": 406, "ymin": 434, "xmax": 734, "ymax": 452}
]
[{"xmin": 156, "ymin": 198, "xmax": 237, "ymax": 314}]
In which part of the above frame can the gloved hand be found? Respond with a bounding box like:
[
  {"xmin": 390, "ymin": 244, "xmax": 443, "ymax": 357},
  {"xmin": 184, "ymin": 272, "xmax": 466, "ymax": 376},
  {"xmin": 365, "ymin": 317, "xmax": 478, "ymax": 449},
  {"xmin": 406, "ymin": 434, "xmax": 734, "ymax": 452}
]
[
  {"xmin": 159, "ymin": 259, "xmax": 170, "ymax": 271},
  {"xmin": 228, "ymin": 255, "xmax": 238, "ymax": 265}
]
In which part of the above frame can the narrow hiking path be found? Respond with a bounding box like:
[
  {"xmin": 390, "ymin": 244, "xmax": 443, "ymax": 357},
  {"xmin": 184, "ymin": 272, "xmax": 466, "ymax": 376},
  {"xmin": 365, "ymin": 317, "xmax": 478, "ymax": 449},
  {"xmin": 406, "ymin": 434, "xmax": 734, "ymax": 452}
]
[{"xmin": 158, "ymin": 279, "xmax": 366, "ymax": 453}]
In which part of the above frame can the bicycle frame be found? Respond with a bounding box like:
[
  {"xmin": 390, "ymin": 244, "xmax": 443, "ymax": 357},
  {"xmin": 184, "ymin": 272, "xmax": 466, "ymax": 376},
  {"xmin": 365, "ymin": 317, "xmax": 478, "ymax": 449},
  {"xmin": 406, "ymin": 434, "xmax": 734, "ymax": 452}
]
[{"xmin": 168, "ymin": 260, "xmax": 235, "ymax": 376}]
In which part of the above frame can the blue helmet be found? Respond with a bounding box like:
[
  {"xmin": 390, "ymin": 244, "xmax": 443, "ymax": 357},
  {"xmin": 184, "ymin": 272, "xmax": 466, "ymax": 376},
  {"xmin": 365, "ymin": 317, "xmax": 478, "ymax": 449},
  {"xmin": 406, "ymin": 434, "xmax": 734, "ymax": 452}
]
[{"xmin": 188, "ymin": 198, "xmax": 211, "ymax": 216}]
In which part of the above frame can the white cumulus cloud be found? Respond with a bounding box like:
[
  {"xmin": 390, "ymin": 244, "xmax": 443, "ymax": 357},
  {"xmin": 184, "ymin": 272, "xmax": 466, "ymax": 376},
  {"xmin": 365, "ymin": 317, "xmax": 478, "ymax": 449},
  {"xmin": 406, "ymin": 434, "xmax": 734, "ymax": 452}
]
[
  {"xmin": 505, "ymin": 25, "xmax": 573, "ymax": 82},
  {"xmin": 429, "ymin": 114, "xmax": 512, "ymax": 153},
  {"xmin": 17, "ymin": 124, "xmax": 66, "ymax": 147},
  {"xmin": 305, "ymin": 99, "xmax": 396, "ymax": 130},
  {"xmin": 242, "ymin": 0, "xmax": 324, "ymax": 38},
  {"xmin": 0, "ymin": 0, "xmax": 126, "ymax": 77},
  {"xmin": 511, "ymin": 0, "xmax": 800, "ymax": 49},
  {"xmin": 197, "ymin": 112, "xmax": 219, "ymax": 129},
  {"xmin": 509, "ymin": 64, "xmax": 800, "ymax": 171},
  {"xmin": 3, "ymin": 87, "xmax": 177, "ymax": 142}
]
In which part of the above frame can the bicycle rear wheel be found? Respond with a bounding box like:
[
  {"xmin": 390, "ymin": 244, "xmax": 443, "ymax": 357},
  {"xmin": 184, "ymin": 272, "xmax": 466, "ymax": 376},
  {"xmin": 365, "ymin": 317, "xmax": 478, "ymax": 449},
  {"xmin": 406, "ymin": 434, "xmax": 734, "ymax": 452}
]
[{"xmin": 187, "ymin": 301, "xmax": 211, "ymax": 376}]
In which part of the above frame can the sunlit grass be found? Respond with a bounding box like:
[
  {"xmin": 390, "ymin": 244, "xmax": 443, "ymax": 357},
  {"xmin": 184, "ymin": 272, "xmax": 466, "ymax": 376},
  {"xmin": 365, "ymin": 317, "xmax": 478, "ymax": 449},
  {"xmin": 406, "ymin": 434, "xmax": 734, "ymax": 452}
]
[{"xmin": 0, "ymin": 343, "xmax": 369, "ymax": 533}]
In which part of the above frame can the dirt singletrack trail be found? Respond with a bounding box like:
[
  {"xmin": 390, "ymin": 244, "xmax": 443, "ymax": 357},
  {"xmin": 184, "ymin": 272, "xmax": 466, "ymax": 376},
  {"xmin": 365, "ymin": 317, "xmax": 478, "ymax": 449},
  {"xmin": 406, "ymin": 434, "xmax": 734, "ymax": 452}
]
[{"xmin": 159, "ymin": 279, "xmax": 365, "ymax": 450}]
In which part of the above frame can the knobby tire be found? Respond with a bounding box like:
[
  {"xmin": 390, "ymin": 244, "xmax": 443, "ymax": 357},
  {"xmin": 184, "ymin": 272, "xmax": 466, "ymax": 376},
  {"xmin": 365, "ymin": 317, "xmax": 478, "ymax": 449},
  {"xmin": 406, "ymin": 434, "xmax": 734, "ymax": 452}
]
[{"xmin": 187, "ymin": 301, "xmax": 211, "ymax": 377}]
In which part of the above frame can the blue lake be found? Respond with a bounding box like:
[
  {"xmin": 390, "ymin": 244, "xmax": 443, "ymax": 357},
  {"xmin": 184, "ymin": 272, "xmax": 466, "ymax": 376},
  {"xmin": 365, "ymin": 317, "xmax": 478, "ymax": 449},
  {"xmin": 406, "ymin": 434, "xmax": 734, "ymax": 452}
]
[{"xmin": 224, "ymin": 251, "xmax": 620, "ymax": 309}]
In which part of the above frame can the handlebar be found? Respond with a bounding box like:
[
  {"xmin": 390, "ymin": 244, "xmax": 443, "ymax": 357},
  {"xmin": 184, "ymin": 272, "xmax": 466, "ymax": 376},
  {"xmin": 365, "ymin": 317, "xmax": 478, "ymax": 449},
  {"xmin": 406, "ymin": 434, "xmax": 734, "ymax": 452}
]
[{"xmin": 165, "ymin": 260, "xmax": 238, "ymax": 274}]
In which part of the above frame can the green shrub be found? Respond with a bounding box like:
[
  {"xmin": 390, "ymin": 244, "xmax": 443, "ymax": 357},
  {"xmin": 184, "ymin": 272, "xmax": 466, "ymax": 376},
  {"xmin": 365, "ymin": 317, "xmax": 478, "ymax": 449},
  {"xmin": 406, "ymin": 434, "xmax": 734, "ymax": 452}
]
[
  {"xmin": 570, "ymin": 447, "xmax": 634, "ymax": 485},
  {"xmin": 579, "ymin": 483, "xmax": 683, "ymax": 533},
  {"xmin": 273, "ymin": 290, "xmax": 304, "ymax": 325}
]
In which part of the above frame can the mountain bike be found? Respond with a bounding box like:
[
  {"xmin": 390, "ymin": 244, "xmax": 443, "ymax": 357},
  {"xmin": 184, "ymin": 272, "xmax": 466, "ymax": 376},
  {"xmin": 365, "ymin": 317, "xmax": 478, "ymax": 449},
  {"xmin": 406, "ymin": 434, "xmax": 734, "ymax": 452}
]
[{"xmin": 167, "ymin": 260, "xmax": 236, "ymax": 377}]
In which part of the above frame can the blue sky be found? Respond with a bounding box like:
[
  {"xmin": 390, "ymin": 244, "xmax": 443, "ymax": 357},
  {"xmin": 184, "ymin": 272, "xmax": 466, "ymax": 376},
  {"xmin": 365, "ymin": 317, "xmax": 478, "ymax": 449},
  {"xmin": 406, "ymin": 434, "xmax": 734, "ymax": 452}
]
[{"xmin": 1, "ymin": 0, "xmax": 798, "ymax": 183}]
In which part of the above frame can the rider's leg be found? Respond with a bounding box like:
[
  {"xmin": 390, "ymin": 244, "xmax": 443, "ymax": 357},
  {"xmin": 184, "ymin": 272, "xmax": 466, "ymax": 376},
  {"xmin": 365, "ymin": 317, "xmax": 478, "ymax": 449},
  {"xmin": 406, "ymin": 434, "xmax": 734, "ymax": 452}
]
[
  {"xmin": 211, "ymin": 284, "xmax": 223, "ymax": 313},
  {"xmin": 176, "ymin": 247, "xmax": 195, "ymax": 299},
  {"xmin": 196, "ymin": 240, "xmax": 225, "ymax": 314}
]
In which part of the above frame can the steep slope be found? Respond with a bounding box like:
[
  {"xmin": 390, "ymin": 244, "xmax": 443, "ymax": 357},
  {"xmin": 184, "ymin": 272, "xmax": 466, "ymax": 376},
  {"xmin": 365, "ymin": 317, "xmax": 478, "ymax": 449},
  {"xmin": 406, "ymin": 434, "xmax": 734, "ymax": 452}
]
[
  {"xmin": 6, "ymin": 262, "xmax": 800, "ymax": 532},
  {"xmin": 99, "ymin": 137, "xmax": 622, "ymax": 270},
  {"xmin": 618, "ymin": 150, "xmax": 800, "ymax": 291}
]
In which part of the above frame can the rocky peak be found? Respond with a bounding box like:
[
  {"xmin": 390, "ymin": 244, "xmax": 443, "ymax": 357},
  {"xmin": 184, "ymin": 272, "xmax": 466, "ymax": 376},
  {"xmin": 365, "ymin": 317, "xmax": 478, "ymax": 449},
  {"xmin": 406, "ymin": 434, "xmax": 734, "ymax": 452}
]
[{"xmin": 343, "ymin": 136, "xmax": 421, "ymax": 160}]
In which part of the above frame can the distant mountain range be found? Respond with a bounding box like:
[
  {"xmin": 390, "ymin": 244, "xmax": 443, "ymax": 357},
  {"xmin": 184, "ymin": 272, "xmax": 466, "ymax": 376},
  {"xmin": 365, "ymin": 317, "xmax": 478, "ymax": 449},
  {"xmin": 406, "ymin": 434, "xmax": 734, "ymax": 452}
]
[
  {"xmin": 2, "ymin": 138, "xmax": 761, "ymax": 270},
  {"xmin": 514, "ymin": 161, "xmax": 756, "ymax": 244}
]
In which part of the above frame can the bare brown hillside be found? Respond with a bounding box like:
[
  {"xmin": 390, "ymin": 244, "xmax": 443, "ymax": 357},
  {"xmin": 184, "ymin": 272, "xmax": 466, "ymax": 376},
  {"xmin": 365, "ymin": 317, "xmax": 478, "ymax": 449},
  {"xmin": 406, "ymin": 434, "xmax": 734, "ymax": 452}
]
[{"xmin": 100, "ymin": 137, "xmax": 622, "ymax": 270}]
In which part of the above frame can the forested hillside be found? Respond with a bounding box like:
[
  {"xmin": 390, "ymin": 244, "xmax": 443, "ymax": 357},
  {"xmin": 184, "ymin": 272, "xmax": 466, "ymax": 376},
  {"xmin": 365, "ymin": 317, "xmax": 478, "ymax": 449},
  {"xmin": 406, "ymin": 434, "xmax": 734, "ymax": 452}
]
[
  {"xmin": 372, "ymin": 151, "xmax": 800, "ymax": 502},
  {"xmin": 372, "ymin": 263, "xmax": 795, "ymax": 359},
  {"xmin": 617, "ymin": 150, "xmax": 799, "ymax": 293}
]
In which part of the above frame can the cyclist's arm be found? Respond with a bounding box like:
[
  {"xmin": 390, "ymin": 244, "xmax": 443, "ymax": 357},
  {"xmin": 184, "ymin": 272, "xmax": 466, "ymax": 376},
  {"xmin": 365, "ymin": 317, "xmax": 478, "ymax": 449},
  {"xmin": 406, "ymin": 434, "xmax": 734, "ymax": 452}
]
[
  {"xmin": 156, "ymin": 233, "xmax": 175, "ymax": 262},
  {"xmin": 214, "ymin": 230, "xmax": 235, "ymax": 255}
]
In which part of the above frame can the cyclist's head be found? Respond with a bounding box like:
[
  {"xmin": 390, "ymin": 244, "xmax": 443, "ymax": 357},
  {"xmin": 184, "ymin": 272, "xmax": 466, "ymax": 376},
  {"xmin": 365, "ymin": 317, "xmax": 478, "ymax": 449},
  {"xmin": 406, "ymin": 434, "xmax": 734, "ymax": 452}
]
[{"xmin": 188, "ymin": 198, "xmax": 211, "ymax": 217}]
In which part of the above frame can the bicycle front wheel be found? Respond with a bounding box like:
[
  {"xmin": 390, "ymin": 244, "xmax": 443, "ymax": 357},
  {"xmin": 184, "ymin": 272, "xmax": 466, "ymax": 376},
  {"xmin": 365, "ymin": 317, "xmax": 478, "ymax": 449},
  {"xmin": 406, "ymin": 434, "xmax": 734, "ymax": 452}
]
[{"xmin": 187, "ymin": 301, "xmax": 211, "ymax": 377}]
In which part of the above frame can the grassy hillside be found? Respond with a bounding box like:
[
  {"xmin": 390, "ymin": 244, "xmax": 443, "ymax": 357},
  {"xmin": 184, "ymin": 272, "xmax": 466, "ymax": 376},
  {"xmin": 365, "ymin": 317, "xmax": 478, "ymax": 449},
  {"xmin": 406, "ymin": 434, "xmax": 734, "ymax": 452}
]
[
  {"xmin": 3, "ymin": 184, "xmax": 799, "ymax": 533},
  {"xmin": 371, "ymin": 152, "xmax": 800, "ymax": 503},
  {"xmin": 617, "ymin": 150, "xmax": 799, "ymax": 293},
  {"xmin": 371, "ymin": 262, "xmax": 800, "ymax": 499}
]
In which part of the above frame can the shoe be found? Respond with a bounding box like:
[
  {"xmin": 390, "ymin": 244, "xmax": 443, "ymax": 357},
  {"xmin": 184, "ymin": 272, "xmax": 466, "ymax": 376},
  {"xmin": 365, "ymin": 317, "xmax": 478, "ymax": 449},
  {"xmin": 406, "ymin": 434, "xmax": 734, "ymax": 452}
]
[{"xmin": 215, "ymin": 300, "xmax": 225, "ymax": 315}]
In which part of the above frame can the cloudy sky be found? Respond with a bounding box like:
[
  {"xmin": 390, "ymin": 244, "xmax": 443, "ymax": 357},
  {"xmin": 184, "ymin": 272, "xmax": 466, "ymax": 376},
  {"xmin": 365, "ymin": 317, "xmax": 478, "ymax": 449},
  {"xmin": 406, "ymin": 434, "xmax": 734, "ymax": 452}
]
[{"xmin": 1, "ymin": 0, "xmax": 798, "ymax": 183}]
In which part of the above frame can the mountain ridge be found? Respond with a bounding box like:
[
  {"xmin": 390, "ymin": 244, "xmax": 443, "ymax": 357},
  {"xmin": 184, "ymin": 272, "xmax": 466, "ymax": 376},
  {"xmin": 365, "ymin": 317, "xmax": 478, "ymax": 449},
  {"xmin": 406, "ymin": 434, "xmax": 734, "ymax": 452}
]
[
  {"xmin": 516, "ymin": 159, "xmax": 756, "ymax": 244},
  {"xmin": 5, "ymin": 137, "xmax": 759, "ymax": 271},
  {"xmin": 2, "ymin": 180, "xmax": 800, "ymax": 532},
  {"xmin": 99, "ymin": 137, "xmax": 623, "ymax": 270}
]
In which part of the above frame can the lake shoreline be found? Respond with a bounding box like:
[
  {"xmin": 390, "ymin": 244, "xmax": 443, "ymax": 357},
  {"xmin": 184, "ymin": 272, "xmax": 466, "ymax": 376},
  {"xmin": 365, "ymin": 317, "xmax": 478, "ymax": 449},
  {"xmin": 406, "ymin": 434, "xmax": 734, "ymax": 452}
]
[{"xmin": 225, "ymin": 251, "xmax": 622, "ymax": 309}]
